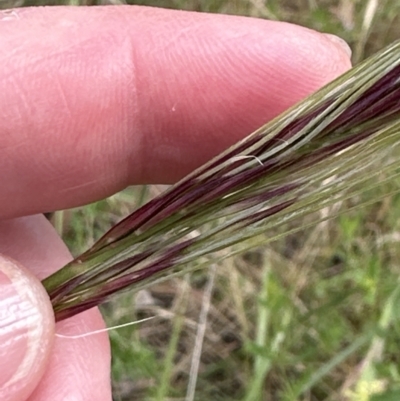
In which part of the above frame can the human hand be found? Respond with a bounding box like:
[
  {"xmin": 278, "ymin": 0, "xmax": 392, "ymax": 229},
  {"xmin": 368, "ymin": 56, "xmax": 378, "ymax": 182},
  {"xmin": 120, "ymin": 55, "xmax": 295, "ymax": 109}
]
[{"xmin": 0, "ymin": 5, "xmax": 351, "ymax": 401}]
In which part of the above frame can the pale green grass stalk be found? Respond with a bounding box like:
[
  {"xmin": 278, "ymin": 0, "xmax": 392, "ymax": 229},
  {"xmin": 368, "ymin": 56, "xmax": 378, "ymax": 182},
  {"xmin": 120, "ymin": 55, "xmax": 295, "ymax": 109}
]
[
  {"xmin": 185, "ymin": 264, "xmax": 216, "ymax": 401},
  {"xmin": 346, "ymin": 284, "xmax": 400, "ymax": 400},
  {"xmin": 353, "ymin": 0, "xmax": 379, "ymax": 62},
  {"xmin": 243, "ymin": 257, "xmax": 272, "ymax": 401},
  {"xmin": 287, "ymin": 334, "xmax": 372, "ymax": 401},
  {"xmin": 155, "ymin": 278, "xmax": 189, "ymax": 401},
  {"xmin": 52, "ymin": 210, "xmax": 65, "ymax": 237}
]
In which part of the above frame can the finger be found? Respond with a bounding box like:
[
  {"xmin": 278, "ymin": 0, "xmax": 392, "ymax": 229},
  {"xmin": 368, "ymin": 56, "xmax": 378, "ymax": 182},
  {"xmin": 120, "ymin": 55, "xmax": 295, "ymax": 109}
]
[
  {"xmin": 0, "ymin": 255, "xmax": 54, "ymax": 401},
  {"xmin": 0, "ymin": 6, "xmax": 351, "ymax": 218},
  {"xmin": 0, "ymin": 216, "xmax": 111, "ymax": 401}
]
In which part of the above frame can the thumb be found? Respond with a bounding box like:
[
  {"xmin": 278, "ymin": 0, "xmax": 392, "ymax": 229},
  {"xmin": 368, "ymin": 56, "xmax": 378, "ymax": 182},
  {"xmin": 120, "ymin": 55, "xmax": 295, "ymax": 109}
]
[{"xmin": 0, "ymin": 255, "xmax": 55, "ymax": 401}]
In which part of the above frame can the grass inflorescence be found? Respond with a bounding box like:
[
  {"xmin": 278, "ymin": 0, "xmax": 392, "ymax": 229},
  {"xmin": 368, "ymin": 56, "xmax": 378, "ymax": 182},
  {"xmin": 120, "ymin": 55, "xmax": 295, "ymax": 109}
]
[{"xmin": 44, "ymin": 39, "xmax": 400, "ymax": 326}]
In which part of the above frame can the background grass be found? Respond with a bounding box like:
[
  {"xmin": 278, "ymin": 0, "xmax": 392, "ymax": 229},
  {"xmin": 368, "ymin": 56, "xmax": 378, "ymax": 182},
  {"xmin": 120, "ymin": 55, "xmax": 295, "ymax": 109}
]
[{"xmin": 3, "ymin": 0, "xmax": 400, "ymax": 400}]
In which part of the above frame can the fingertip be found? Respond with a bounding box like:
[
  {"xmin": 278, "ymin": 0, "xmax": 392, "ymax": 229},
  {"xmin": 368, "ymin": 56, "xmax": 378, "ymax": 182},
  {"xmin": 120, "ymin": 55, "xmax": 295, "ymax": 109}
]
[
  {"xmin": 0, "ymin": 216, "xmax": 112, "ymax": 401},
  {"xmin": 0, "ymin": 255, "xmax": 55, "ymax": 401},
  {"xmin": 0, "ymin": 6, "xmax": 353, "ymax": 216},
  {"xmin": 323, "ymin": 33, "xmax": 353, "ymax": 60},
  {"xmin": 29, "ymin": 308, "xmax": 112, "ymax": 401},
  {"xmin": 130, "ymin": 13, "xmax": 353, "ymax": 182}
]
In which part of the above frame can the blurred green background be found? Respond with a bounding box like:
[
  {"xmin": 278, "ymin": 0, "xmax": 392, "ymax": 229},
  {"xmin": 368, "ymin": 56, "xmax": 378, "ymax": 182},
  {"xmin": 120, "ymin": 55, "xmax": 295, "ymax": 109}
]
[{"xmin": 3, "ymin": 1, "xmax": 400, "ymax": 400}]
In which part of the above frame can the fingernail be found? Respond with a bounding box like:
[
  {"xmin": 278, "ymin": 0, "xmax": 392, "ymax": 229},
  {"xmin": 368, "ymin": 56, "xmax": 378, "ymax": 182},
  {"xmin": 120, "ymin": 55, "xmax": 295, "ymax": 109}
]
[
  {"xmin": 0, "ymin": 256, "xmax": 54, "ymax": 397},
  {"xmin": 324, "ymin": 33, "xmax": 352, "ymax": 59},
  {"xmin": 0, "ymin": 268, "xmax": 28, "ymax": 388}
]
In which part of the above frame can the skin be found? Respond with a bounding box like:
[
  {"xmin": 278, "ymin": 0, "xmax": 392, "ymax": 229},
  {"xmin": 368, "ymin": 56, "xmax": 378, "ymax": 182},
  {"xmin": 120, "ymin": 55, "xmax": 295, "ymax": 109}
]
[{"xmin": 0, "ymin": 5, "xmax": 351, "ymax": 401}]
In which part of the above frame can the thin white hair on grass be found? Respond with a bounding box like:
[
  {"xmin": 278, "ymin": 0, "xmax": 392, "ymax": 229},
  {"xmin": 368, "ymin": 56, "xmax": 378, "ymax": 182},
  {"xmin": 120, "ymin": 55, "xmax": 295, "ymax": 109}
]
[
  {"xmin": 230, "ymin": 155, "xmax": 263, "ymax": 166},
  {"xmin": 273, "ymin": 137, "xmax": 290, "ymax": 146},
  {"xmin": 55, "ymin": 316, "xmax": 155, "ymax": 339}
]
